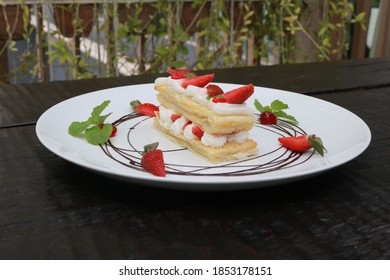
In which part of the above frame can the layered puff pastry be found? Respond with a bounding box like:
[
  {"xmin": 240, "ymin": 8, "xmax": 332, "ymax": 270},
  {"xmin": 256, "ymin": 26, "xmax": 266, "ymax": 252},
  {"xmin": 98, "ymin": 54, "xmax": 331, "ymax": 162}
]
[{"xmin": 153, "ymin": 71, "xmax": 258, "ymax": 163}]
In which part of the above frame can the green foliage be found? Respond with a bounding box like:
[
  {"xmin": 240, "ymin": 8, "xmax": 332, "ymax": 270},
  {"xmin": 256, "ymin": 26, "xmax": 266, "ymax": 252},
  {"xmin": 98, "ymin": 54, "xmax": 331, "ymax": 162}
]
[
  {"xmin": 68, "ymin": 100, "xmax": 113, "ymax": 145},
  {"xmin": 1, "ymin": 0, "xmax": 367, "ymax": 83}
]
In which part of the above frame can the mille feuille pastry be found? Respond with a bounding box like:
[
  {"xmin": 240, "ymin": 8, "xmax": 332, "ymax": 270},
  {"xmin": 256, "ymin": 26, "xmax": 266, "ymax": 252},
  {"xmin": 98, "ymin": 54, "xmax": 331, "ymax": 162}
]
[{"xmin": 153, "ymin": 69, "xmax": 258, "ymax": 163}]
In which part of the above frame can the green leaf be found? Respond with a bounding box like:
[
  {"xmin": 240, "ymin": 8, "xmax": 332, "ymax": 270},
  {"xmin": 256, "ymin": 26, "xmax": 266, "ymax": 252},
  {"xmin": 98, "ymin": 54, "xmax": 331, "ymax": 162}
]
[
  {"xmin": 130, "ymin": 100, "xmax": 142, "ymax": 111},
  {"xmin": 254, "ymin": 98, "xmax": 298, "ymax": 124},
  {"xmin": 308, "ymin": 135, "xmax": 327, "ymax": 157},
  {"xmin": 98, "ymin": 113, "xmax": 112, "ymax": 125},
  {"xmin": 68, "ymin": 100, "xmax": 113, "ymax": 145},
  {"xmin": 254, "ymin": 99, "xmax": 265, "ymax": 113},
  {"xmin": 274, "ymin": 110, "xmax": 298, "ymax": 123},
  {"xmin": 68, "ymin": 121, "xmax": 90, "ymax": 137},
  {"xmin": 90, "ymin": 100, "xmax": 111, "ymax": 124},
  {"xmin": 144, "ymin": 142, "xmax": 159, "ymax": 153},
  {"xmin": 85, "ymin": 124, "xmax": 113, "ymax": 145},
  {"xmin": 270, "ymin": 99, "xmax": 289, "ymax": 111},
  {"xmin": 263, "ymin": 105, "xmax": 272, "ymax": 112}
]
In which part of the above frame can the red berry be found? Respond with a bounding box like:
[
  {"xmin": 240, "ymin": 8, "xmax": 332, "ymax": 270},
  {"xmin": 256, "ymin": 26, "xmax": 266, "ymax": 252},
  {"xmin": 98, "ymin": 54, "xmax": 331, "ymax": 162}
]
[
  {"xmin": 206, "ymin": 84, "xmax": 224, "ymax": 97},
  {"xmin": 141, "ymin": 149, "xmax": 166, "ymax": 177},
  {"xmin": 170, "ymin": 114, "xmax": 181, "ymax": 122},
  {"xmin": 192, "ymin": 125, "xmax": 204, "ymax": 139},
  {"xmin": 110, "ymin": 125, "xmax": 117, "ymax": 137},
  {"xmin": 260, "ymin": 111, "xmax": 277, "ymax": 125}
]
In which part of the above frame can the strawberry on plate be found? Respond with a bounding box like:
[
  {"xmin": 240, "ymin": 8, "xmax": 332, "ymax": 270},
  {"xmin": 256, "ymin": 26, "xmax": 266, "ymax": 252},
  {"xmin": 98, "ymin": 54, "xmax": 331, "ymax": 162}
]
[
  {"xmin": 223, "ymin": 84, "xmax": 254, "ymax": 104},
  {"xmin": 168, "ymin": 69, "xmax": 196, "ymax": 79},
  {"xmin": 278, "ymin": 134, "xmax": 326, "ymax": 156},
  {"xmin": 130, "ymin": 100, "xmax": 159, "ymax": 117},
  {"xmin": 182, "ymin": 73, "xmax": 214, "ymax": 89},
  {"xmin": 141, "ymin": 142, "xmax": 166, "ymax": 177}
]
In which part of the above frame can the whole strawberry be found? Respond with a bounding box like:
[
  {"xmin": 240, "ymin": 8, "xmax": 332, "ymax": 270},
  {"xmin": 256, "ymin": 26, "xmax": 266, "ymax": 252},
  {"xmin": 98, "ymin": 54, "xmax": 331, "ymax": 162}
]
[
  {"xmin": 278, "ymin": 134, "xmax": 326, "ymax": 156},
  {"xmin": 141, "ymin": 142, "xmax": 166, "ymax": 177}
]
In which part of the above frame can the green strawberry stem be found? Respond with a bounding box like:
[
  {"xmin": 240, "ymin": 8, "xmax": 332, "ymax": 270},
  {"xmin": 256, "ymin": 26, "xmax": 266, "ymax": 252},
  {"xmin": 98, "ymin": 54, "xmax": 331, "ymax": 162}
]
[
  {"xmin": 144, "ymin": 142, "xmax": 159, "ymax": 153},
  {"xmin": 130, "ymin": 100, "xmax": 142, "ymax": 111}
]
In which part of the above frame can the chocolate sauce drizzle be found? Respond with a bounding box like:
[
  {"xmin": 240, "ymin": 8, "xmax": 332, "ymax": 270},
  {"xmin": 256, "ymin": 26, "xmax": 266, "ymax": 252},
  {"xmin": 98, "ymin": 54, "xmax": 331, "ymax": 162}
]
[{"xmin": 100, "ymin": 112, "xmax": 315, "ymax": 177}]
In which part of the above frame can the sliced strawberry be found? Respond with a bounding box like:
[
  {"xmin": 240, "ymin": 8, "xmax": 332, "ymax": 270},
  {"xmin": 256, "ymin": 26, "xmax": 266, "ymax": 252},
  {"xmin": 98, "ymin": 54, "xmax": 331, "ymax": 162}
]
[
  {"xmin": 136, "ymin": 103, "xmax": 159, "ymax": 116},
  {"xmin": 131, "ymin": 100, "xmax": 159, "ymax": 117},
  {"xmin": 192, "ymin": 125, "xmax": 204, "ymax": 139},
  {"xmin": 141, "ymin": 142, "xmax": 166, "ymax": 177},
  {"xmin": 182, "ymin": 121, "xmax": 192, "ymax": 130},
  {"xmin": 170, "ymin": 114, "xmax": 181, "ymax": 122},
  {"xmin": 168, "ymin": 69, "xmax": 196, "ymax": 79},
  {"xmin": 212, "ymin": 96, "xmax": 227, "ymax": 103},
  {"xmin": 278, "ymin": 134, "xmax": 326, "ymax": 156},
  {"xmin": 223, "ymin": 84, "xmax": 254, "ymax": 104},
  {"xmin": 181, "ymin": 73, "xmax": 214, "ymax": 89},
  {"xmin": 206, "ymin": 84, "xmax": 224, "ymax": 97}
]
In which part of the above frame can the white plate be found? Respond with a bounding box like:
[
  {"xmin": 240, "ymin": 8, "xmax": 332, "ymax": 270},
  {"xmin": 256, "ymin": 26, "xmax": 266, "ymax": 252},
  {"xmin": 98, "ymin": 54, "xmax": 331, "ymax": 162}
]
[{"xmin": 36, "ymin": 83, "xmax": 371, "ymax": 191}]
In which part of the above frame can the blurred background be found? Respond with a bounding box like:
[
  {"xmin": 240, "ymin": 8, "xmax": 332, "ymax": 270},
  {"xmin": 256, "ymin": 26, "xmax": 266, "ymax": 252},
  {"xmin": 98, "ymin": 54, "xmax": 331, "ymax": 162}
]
[{"xmin": 0, "ymin": 0, "xmax": 388, "ymax": 84}]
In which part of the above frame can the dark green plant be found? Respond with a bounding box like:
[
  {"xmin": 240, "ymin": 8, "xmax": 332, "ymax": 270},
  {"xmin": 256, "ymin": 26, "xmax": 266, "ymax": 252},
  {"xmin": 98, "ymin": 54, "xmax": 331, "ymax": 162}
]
[{"xmin": 0, "ymin": 0, "xmax": 367, "ymax": 83}]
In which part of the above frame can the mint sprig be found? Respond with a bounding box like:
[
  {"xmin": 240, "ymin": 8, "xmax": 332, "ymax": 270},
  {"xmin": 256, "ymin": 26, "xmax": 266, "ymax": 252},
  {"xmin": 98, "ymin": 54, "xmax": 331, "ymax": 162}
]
[
  {"xmin": 68, "ymin": 100, "xmax": 113, "ymax": 145},
  {"xmin": 254, "ymin": 99, "xmax": 298, "ymax": 123},
  {"xmin": 308, "ymin": 135, "xmax": 327, "ymax": 156}
]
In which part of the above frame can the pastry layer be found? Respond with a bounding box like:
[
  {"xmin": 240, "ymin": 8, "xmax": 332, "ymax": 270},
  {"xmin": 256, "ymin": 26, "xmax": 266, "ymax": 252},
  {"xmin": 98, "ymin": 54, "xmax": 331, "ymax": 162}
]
[
  {"xmin": 154, "ymin": 116, "xmax": 258, "ymax": 163},
  {"xmin": 155, "ymin": 84, "xmax": 256, "ymax": 134}
]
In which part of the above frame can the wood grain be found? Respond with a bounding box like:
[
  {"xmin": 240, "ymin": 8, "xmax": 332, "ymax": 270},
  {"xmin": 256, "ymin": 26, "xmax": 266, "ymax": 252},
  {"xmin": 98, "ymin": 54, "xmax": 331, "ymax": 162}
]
[{"xmin": 1, "ymin": 58, "xmax": 389, "ymax": 259}]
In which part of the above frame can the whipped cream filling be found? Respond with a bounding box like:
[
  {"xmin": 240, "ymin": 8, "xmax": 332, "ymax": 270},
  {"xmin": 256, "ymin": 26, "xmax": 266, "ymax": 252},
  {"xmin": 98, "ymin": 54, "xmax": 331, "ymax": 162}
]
[
  {"xmin": 154, "ymin": 77, "xmax": 254, "ymax": 116},
  {"xmin": 158, "ymin": 106, "xmax": 248, "ymax": 148}
]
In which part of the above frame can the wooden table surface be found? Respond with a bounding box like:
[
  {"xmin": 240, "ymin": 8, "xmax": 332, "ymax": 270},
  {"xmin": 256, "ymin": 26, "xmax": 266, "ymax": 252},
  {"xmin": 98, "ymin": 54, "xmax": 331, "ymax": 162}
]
[{"xmin": 1, "ymin": 58, "xmax": 389, "ymax": 259}]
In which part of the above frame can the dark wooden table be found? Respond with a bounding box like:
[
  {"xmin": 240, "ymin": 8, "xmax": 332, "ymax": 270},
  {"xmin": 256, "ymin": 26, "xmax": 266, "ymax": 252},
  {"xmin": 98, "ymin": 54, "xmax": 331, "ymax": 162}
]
[{"xmin": 1, "ymin": 58, "xmax": 389, "ymax": 259}]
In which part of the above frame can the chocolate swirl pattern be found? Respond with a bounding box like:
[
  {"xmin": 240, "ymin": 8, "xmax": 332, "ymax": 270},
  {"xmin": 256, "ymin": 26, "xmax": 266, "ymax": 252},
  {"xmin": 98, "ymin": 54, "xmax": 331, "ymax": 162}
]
[{"xmin": 100, "ymin": 112, "xmax": 315, "ymax": 177}]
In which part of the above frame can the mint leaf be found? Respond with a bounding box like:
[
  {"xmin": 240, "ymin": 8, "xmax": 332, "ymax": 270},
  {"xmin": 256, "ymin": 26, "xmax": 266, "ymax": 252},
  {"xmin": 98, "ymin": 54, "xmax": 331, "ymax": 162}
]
[
  {"xmin": 85, "ymin": 124, "xmax": 113, "ymax": 145},
  {"xmin": 68, "ymin": 100, "xmax": 113, "ymax": 145},
  {"xmin": 270, "ymin": 99, "xmax": 289, "ymax": 111},
  {"xmin": 68, "ymin": 121, "xmax": 90, "ymax": 137},
  {"xmin": 98, "ymin": 113, "xmax": 112, "ymax": 124},
  {"xmin": 89, "ymin": 100, "xmax": 111, "ymax": 124},
  {"xmin": 254, "ymin": 98, "xmax": 298, "ymax": 124},
  {"xmin": 274, "ymin": 111, "xmax": 298, "ymax": 123},
  {"xmin": 308, "ymin": 135, "xmax": 327, "ymax": 156},
  {"xmin": 254, "ymin": 99, "xmax": 265, "ymax": 113}
]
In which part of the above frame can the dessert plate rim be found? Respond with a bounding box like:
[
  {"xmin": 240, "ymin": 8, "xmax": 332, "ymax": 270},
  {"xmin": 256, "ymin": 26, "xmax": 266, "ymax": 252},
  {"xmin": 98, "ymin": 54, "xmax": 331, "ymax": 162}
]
[{"xmin": 36, "ymin": 83, "xmax": 371, "ymax": 191}]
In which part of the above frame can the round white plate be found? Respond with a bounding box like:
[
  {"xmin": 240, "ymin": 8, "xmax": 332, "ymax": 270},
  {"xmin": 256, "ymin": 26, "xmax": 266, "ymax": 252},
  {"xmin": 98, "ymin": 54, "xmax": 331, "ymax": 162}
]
[{"xmin": 36, "ymin": 83, "xmax": 371, "ymax": 191}]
